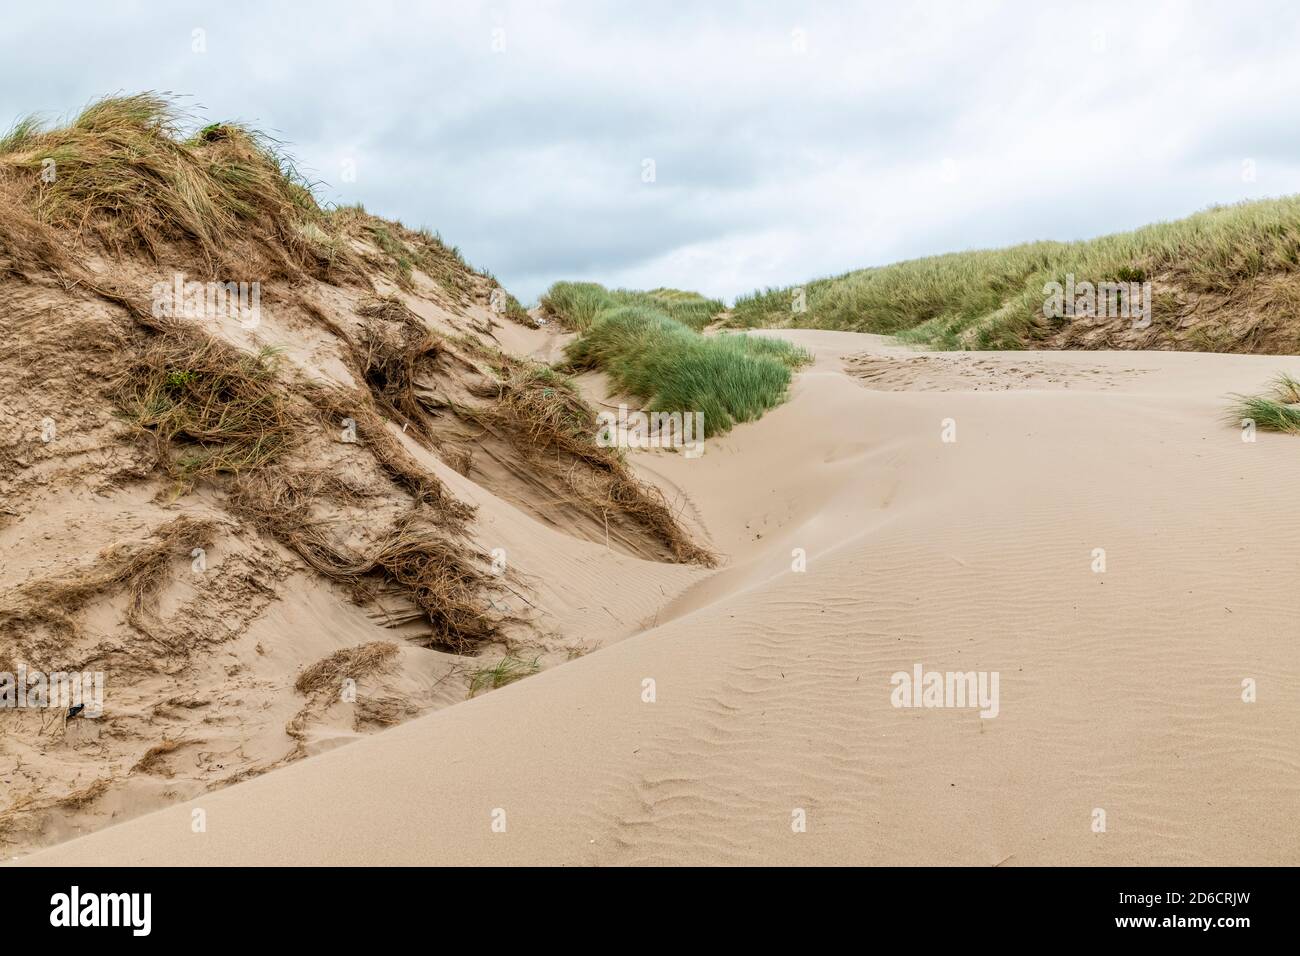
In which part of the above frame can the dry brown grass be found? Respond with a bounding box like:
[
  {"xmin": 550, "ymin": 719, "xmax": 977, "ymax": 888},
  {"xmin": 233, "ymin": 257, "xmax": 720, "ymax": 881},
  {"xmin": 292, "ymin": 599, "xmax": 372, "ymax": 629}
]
[
  {"xmin": 0, "ymin": 778, "xmax": 112, "ymax": 846},
  {"xmin": 353, "ymin": 694, "xmax": 418, "ymax": 729},
  {"xmin": 0, "ymin": 181, "xmax": 70, "ymax": 278},
  {"xmin": 286, "ymin": 642, "xmax": 403, "ymax": 750},
  {"xmin": 363, "ymin": 520, "xmax": 503, "ymax": 650},
  {"xmin": 295, "ymin": 641, "xmax": 399, "ymax": 695},
  {"xmin": 131, "ymin": 738, "xmax": 194, "ymax": 776},
  {"xmin": 306, "ymin": 384, "xmax": 470, "ymax": 518},
  {"xmin": 0, "ymin": 793, "xmax": 39, "ymax": 845},
  {"xmin": 333, "ymin": 314, "xmax": 712, "ymax": 565}
]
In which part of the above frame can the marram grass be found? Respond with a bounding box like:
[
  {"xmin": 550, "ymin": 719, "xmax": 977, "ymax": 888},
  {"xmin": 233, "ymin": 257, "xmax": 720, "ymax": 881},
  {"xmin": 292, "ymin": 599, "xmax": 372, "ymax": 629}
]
[
  {"xmin": 1228, "ymin": 373, "xmax": 1300, "ymax": 434},
  {"xmin": 550, "ymin": 286, "xmax": 811, "ymax": 437}
]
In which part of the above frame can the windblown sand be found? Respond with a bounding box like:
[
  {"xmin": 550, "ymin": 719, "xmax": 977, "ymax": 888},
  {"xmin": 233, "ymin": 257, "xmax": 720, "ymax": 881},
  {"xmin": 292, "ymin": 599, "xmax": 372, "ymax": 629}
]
[{"xmin": 16, "ymin": 330, "xmax": 1300, "ymax": 866}]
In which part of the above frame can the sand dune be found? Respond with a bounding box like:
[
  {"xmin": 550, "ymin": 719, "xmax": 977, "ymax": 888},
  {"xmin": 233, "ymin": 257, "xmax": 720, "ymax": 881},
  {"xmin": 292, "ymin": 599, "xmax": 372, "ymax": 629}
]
[{"xmin": 20, "ymin": 329, "xmax": 1300, "ymax": 866}]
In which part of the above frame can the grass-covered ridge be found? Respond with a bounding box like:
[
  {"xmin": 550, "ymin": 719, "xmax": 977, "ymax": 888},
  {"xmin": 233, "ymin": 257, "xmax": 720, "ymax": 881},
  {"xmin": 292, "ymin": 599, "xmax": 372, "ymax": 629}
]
[
  {"xmin": 0, "ymin": 93, "xmax": 337, "ymax": 273},
  {"xmin": 547, "ymin": 282, "xmax": 811, "ymax": 437},
  {"xmin": 0, "ymin": 93, "xmax": 491, "ymax": 298},
  {"xmin": 726, "ymin": 197, "xmax": 1300, "ymax": 353}
]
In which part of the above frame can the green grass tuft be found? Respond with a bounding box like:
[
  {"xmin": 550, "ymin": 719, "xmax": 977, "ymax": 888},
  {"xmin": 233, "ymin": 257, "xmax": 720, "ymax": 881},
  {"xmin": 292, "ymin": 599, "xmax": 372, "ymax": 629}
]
[
  {"xmin": 468, "ymin": 653, "xmax": 541, "ymax": 697},
  {"xmin": 1228, "ymin": 373, "xmax": 1300, "ymax": 434},
  {"xmin": 554, "ymin": 286, "xmax": 811, "ymax": 437}
]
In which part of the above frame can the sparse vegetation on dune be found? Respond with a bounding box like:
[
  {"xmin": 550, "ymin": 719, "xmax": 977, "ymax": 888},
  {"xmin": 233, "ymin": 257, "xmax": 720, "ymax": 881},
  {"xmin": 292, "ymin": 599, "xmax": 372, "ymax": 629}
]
[
  {"xmin": 227, "ymin": 453, "xmax": 501, "ymax": 654},
  {"xmin": 547, "ymin": 284, "xmax": 811, "ymax": 436},
  {"xmin": 468, "ymin": 653, "xmax": 540, "ymax": 697},
  {"xmin": 727, "ymin": 197, "xmax": 1300, "ymax": 353},
  {"xmin": 0, "ymin": 91, "xmax": 727, "ymax": 850},
  {"xmin": 0, "ymin": 515, "xmax": 219, "ymax": 651},
  {"xmin": 341, "ymin": 208, "xmax": 479, "ymax": 305},
  {"xmin": 1228, "ymin": 373, "xmax": 1300, "ymax": 434}
]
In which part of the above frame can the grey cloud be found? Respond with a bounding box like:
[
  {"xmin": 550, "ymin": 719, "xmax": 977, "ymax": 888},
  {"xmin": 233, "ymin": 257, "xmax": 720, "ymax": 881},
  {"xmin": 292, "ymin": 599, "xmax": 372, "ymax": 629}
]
[{"xmin": 2, "ymin": 0, "xmax": 1298, "ymax": 304}]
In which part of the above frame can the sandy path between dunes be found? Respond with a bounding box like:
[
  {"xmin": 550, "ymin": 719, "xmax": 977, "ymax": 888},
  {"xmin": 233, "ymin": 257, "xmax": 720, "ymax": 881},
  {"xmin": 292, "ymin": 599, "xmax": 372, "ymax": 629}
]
[{"xmin": 18, "ymin": 330, "xmax": 1300, "ymax": 866}]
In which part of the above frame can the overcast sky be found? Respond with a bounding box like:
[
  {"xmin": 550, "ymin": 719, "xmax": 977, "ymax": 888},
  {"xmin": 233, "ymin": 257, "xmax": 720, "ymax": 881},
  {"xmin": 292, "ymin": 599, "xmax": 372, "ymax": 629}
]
[{"xmin": 2, "ymin": 1, "xmax": 1298, "ymax": 303}]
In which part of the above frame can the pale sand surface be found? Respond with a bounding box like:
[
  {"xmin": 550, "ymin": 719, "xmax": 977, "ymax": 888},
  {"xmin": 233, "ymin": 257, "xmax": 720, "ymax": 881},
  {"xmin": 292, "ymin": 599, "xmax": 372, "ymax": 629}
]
[{"xmin": 19, "ymin": 330, "xmax": 1300, "ymax": 865}]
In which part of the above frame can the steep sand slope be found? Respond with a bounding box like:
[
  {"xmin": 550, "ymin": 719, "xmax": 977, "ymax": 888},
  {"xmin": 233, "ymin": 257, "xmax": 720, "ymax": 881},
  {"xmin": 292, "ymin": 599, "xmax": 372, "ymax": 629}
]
[
  {"xmin": 0, "ymin": 246, "xmax": 710, "ymax": 855},
  {"xmin": 19, "ymin": 331, "xmax": 1300, "ymax": 865}
]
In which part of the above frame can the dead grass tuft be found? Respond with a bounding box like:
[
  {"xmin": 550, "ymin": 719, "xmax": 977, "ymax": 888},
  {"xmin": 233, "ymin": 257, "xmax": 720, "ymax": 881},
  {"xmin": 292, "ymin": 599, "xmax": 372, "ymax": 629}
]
[
  {"xmin": 131, "ymin": 738, "xmax": 195, "ymax": 776},
  {"xmin": 0, "ymin": 182, "xmax": 70, "ymax": 278},
  {"xmin": 0, "ymin": 778, "xmax": 113, "ymax": 845},
  {"xmin": 307, "ymin": 385, "xmax": 469, "ymax": 516},
  {"xmin": 295, "ymin": 641, "xmax": 399, "ymax": 696},
  {"xmin": 356, "ymin": 296, "xmax": 448, "ymax": 441},
  {"xmin": 353, "ymin": 694, "xmax": 418, "ymax": 729}
]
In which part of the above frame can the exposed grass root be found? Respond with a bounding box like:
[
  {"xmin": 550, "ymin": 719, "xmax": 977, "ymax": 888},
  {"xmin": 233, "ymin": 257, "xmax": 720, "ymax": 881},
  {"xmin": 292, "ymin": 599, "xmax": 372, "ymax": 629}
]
[
  {"xmin": 131, "ymin": 738, "xmax": 197, "ymax": 776},
  {"xmin": 353, "ymin": 694, "xmax": 419, "ymax": 729},
  {"xmin": 462, "ymin": 362, "xmax": 715, "ymax": 565},
  {"xmin": 0, "ymin": 515, "xmax": 219, "ymax": 651},
  {"xmin": 306, "ymin": 384, "xmax": 471, "ymax": 519},
  {"xmin": 230, "ymin": 469, "xmax": 500, "ymax": 652},
  {"xmin": 0, "ymin": 778, "xmax": 113, "ymax": 846},
  {"xmin": 356, "ymin": 295, "xmax": 450, "ymax": 443},
  {"xmin": 116, "ymin": 333, "xmax": 295, "ymax": 488}
]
